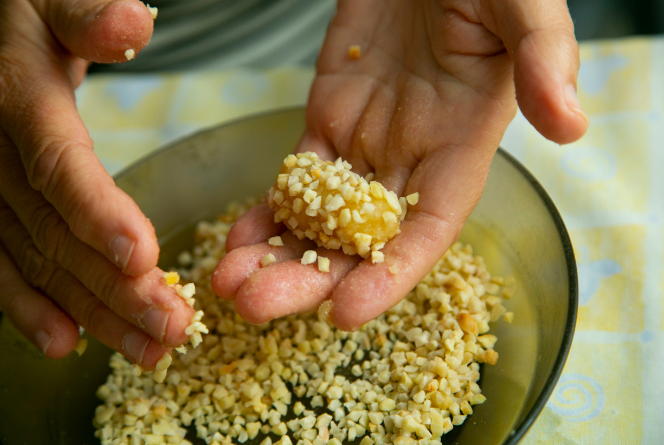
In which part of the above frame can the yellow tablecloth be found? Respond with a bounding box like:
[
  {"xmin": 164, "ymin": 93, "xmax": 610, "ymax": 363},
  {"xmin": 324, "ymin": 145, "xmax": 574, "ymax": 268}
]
[{"xmin": 77, "ymin": 36, "xmax": 664, "ymax": 444}]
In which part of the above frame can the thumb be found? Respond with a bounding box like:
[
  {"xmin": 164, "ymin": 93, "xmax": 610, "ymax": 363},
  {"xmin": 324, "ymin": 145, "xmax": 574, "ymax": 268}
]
[
  {"xmin": 31, "ymin": 0, "xmax": 155, "ymax": 63},
  {"xmin": 486, "ymin": 0, "xmax": 589, "ymax": 144}
]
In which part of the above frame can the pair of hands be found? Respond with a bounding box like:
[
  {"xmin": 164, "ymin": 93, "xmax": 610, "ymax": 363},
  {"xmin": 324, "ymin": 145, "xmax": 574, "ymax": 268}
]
[{"xmin": 0, "ymin": 0, "xmax": 587, "ymax": 370}]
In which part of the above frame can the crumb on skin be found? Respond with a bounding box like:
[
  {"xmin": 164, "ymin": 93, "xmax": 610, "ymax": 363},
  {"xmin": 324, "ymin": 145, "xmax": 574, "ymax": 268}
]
[
  {"xmin": 147, "ymin": 4, "xmax": 158, "ymax": 19},
  {"xmin": 261, "ymin": 253, "xmax": 277, "ymax": 267},
  {"xmin": 318, "ymin": 299, "xmax": 333, "ymax": 325},
  {"xmin": 74, "ymin": 338, "xmax": 88, "ymax": 356},
  {"xmin": 79, "ymin": 0, "xmax": 154, "ymax": 63}
]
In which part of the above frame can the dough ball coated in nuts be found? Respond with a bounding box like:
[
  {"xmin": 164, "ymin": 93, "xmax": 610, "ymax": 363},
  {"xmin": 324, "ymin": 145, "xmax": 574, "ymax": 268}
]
[{"xmin": 268, "ymin": 152, "xmax": 403, "ymax": 258}]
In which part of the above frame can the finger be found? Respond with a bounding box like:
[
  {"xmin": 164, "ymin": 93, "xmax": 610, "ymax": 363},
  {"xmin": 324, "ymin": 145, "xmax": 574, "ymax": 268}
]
[
  {"xmin": 234, "ymin": 248, "xmax": 360, "ymax": 325},
  {"xmin": 0, "ymin": 26, "xmax": 158, "ymax": 276},
  {"xmin": 69, "ymin": 57, "xmax": 91, "ymax": 89},
  {"xmin": 483, "ymin": 0, "xmax": 589, "ymax": 143},
  {"xmin": 0, "ymin": 147, "xmax": 193, "ymax": 346},
  {"xmin": 0, "ymin": 242, "xmax": 79, "ymax": 359},
  {"xmin": 294, "ymin": 132, "xmax": 338, "ymax": 162},
  {"xmin": 328, "ymin": 146, "xmax": 489, "ymax": 330},
  {"xmin": 32, "ymin": 0, "xmax": 155, "ymax": 63},
  {"xmin": 212, "ymin": 232, "xmax": 315, "ymax": 301},
  {"xmin": 225, "ymin": 204, "xmax": 283, "ymax": 252},
  {"xmin": 0, "ymin": 200, "xmax": 168, "ymax": 369}
]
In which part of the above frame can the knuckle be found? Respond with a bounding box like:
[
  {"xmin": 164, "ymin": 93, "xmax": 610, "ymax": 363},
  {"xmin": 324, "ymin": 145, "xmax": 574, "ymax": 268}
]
[
  {"xmin": 25, "ymin": 135, "xmax": 95, "ymax": 207},
  {"xmin": 26, "ymin": 140, "xmax": 107, "ymax": 240},
  {"xmin": 90, "ymin": 271, "xmax": 125, "ymax": 312},
  {"xmin": 31, "ymin": 265, "xmax": 107, "ymax": 336},
  {"xmin": 75, "ymin": 296, "xmax": 108, "ymax": 333},
  {"xmin": 17, "ymin": 243, "xmax": 57, "ymax": 290},
  {"xmin": 25, "ymin": 137, "xmax": 72, "ymax": 197},
  {"xmin": 27, "ymin": 200, "xmax": 71, "ymax": 263}
]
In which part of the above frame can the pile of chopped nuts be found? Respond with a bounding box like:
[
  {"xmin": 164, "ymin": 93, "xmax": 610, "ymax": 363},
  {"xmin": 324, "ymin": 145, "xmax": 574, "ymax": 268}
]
[
  {"xmin": 267, "ymin": 152, "xmax": 418, "ymax": 262},
  {"xmin": 93, "ymin": 199, "xmax": 513, "ymax": 445}
]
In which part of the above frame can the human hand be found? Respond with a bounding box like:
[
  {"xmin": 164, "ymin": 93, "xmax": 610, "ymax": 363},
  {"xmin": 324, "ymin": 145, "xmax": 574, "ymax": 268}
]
[
  {"xmin": 0, "ymin": 0, "xmax": 194, "ymax": 368},
  {"xmin": 213, "ymin": 0, "xmax": 588, "ymax": 330}
]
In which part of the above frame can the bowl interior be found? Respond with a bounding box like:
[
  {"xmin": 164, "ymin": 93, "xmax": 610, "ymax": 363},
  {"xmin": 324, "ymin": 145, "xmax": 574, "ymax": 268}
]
[{"xmin": 0, "ymin": 108, "xmax": 576, "ymax": 445}]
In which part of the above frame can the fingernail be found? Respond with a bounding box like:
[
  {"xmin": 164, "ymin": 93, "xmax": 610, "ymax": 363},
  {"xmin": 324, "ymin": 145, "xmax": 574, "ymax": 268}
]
[
  {"xmin": 110, "ymin": 234, "xmax": 135, "ymax": 272},
  {"xmin": 122, "ymin": 331, "xmax": 149, "ymax": 364},
  {"xmin": 565, "ymin": 84, "xmax": 589, "ymax": 124},
  {"xmin": 35, "ymin": 330, "xmax": 53, "ymax": 355},
  {"xmin": 140, "ymin": 308, "xmax": 170, "ymax": 343}
]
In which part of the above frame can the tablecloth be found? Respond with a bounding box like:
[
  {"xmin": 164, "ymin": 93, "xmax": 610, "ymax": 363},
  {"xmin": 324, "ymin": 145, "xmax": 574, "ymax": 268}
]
[{"xmin": 77, "ymin": 36, "xmax": 664, "ymax": 444}]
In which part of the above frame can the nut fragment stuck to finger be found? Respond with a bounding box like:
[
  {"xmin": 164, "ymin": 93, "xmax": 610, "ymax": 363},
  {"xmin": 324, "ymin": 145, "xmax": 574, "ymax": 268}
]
[
  {"xmin": 162, "ymin": 271, "xmax": 180, "ymax": 287},
  {"xmin": 74, "ymin": 338, "xmax": 88, "ymax": 356},
  {"xmin": 301, "ymin": 250, "xmax": 317, "ymax": 265},
  {"xmin": 162, "ymin": 269, "xmax": 207, "ymax": 350},
  {"xmin": 318, "ymin": 299, "xmax": 333, "ymax": 325},
  {"xmin": 261, "ymin": 253, "xmax": 276, "ymax": 267},
  {"xmin": 131, "ymin": 364, "xmax": 143, "ymax": 376},
  {"xmin": 268, "ymin": 152, "xmax": 413, "ymax": 260},
  {"xmin": 348, "ymin": 45, "xmax": 361, "ymax": 59},
  {"xmin": 317, "ymin": 256, "xmax": 330, "ymax": 272},
  {"xmin": 406, "ymin": 192, "xmax": 419, "ymax": 205},
  {"xmin": 371, "ymin": 251, "xmax": 384, "ymax": 263},
  {"xmin": 152, "ymin": 352, "xmax": 173, "ymax": 382},
  {"xmin": 155, "ymin": 352, "xmax": 172, "ymax": 372},
  {"xmin": 146, "ymin": 3, "xmax": 158, "ymax": 19}
]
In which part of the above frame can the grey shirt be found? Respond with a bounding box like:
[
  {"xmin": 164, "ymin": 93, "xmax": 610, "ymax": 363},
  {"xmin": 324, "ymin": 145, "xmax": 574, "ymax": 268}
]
[{"xmin": 90, "ymin": 0, "xmax": 335, "ymax": 73}]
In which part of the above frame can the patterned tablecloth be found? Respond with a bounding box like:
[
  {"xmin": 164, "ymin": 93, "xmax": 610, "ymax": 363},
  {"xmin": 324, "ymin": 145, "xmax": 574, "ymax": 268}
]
[{"xmin": 77, "ymin": 36, "xmax": 664, "ymax": 444}]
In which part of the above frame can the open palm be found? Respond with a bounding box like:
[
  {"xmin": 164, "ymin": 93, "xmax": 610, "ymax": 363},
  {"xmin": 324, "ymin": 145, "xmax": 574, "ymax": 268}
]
[{"xmin": 213, "ymin": 0, "xmax": 588, "ymax": 330}]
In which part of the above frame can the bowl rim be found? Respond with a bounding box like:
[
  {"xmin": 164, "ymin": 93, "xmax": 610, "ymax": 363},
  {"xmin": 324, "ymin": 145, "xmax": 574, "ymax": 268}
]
[
  {"xmin": 496, "ymin": 149, "xmax": 578, "ymax": 444},
  {"xmin": 112, "ymin": 106, "xmax": 578, "ymax": 445}
]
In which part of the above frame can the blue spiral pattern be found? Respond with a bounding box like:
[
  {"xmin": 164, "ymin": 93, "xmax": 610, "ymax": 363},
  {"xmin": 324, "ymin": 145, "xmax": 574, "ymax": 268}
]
[{"xmin": 548, "ymin": 374, "xmax": 605, "ymax": 422}]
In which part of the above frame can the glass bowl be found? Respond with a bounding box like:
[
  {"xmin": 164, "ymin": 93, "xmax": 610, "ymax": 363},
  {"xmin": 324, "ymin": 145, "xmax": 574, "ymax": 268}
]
[{"xmin": 0, "ymin": 108, "xmax": 577, "ymax": 445}]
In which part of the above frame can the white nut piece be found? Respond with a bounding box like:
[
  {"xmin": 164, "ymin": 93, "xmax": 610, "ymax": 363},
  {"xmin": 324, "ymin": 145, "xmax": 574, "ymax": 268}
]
[
  {"xmin": 146, "ymin": 4, "xmax": 158, "ymax": 19},
  {"xmin": 155, "ymin": 352, "xmax": 172, "ymax": 372},
  {"xmin": 74, "ymin": 338, "xmax": 88, "ymax": 356},
  {"xmin": 261, "ymin": 253, "xmax": 277, "ymax": 267},
  {"xmin": 318, "ymin": 256, "xmax": 330, "ymax": 273},
  {"xmin": 371, "ymin": 251, "xmax": 384, "ymax": 264},
  {"xmin": 406, "ymin": 192, "xmax": 419, "ymax": 205},
  {"xmin": 301, "ymin": 250, "xmax": 318, "ymax": 265}
]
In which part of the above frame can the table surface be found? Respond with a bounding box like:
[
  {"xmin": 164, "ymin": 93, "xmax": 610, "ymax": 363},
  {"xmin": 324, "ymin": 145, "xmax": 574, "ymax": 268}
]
[{"xmin": 76, "ymin": 36, "xmax": 664, "ymax": 444}]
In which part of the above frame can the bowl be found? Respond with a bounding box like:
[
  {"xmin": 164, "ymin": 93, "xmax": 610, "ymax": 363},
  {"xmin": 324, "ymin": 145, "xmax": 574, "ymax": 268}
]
[{"xmin": 0, "ymin": 108, "xmax": 577, "ymax": 445}]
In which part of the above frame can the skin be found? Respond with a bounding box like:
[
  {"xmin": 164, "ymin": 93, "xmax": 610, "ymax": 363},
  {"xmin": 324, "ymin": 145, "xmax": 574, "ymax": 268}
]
[
  {"xmin": 0, "ymin": 0, "xmax": 587, "ymax": 364},
  {"xmin": 0, "ymin": 0, "xmax": 193, "ymax": 369},
  {"xmin": 212, "ymin": 0, "xmax": 588, "ymax": 330}
]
